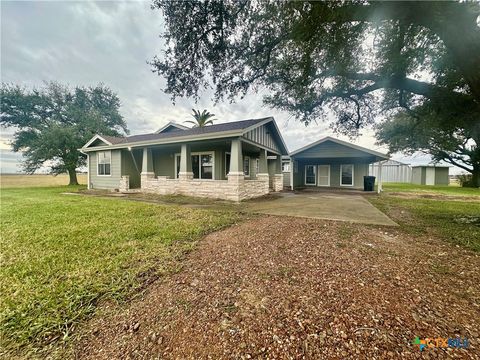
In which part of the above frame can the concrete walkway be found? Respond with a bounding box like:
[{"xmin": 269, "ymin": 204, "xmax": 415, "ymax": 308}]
[{"xmin": 246, "ymin": 192, "xmax": 397, "ymax": 226}]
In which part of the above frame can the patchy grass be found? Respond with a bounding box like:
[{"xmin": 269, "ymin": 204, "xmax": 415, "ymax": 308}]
[
  {"xmin": 0, "ymin": 186, "xmax": 241, "ymax": 357},
  {"xmin": 0, "ymin": 174, "xmax": 87, "ymax": 188},
  {"xmin": 382, "ymin": 182, "xmax": 480, "ymax": 196},
  {"xmin": 369, "ymin": 194, "xmax": 480, "ymax": 252}
]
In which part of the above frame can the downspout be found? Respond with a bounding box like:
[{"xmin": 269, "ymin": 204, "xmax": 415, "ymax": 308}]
[
  {"xmin": 377, "ymin": 160, "xmax": 385, "ymax": 194},
  {"xmin": 128, "ymin": 147, "xmax": 140, "ymax": 174},
  {"xmin": 79, "ymin": 149, "xmax": 91, "ymax": 190}
]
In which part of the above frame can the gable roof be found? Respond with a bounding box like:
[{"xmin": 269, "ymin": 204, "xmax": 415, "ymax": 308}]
[
  {"xmin": 154, "ymin": 121, "xmax": 189, "ymax": 134},
  {"xmin": 289, "ymin": 136, "xmax": 389, "ymax": 160},
  {"xmin": 82, "ymin": 117, "xmax": 288, "ymax": 154}
]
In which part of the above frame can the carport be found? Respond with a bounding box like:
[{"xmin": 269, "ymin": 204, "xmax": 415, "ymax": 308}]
[{"xmin": 285, "ymin": 137, "xmax": 389, "ymax": 192}]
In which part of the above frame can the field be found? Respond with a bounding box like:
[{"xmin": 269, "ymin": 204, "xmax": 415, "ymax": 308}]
[
  {"xmin": 0, "ymin": 174, "xmax": 87, "ymax": 188},
  {"xmin": 0, "ymin": 186, "xmax": 241, "ymax": 357},
  {"xmin": 371, "ymin": 183, "xmax": 480, "ymax": 251},
  {"xmin": 382, "ymin": 182, "xmax": 479, "ymax": 196}
]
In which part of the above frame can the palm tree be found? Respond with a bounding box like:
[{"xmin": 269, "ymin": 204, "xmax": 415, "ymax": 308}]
[{"xmin": 185, "ymin": 109, "xmax": 216, "ymax": 127}]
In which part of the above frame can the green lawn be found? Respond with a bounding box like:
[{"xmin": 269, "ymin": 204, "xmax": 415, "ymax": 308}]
[
  {"xmin": 382, "ymin": 182, "xmax": 480, "ymax": 196},
  {"xmin": 0, "ymin": 186, "xmax": 241, "ymax": 356},
  {"xmin": 370, "ymin": 194, "xmax": 480, "ymax": 252}
]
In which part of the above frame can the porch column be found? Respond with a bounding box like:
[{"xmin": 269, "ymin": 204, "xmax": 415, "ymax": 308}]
[
  {"xmin": 229, "ymin": 138, "xmax": 244, "ymax": 176},
  {"xmin": 258, "ymin": 149, "xmax": 268, "ymax": 175},
  {"xmin": 272, "ymin": 155, "xmax": 283, "ymax": 192},
  {"xmin": 141, "ymin": 147, "xmax": 154, "ymax": 177},
  {"xmin": 179, "ymin": 143, "xmax": 193, "ymax": 180}
]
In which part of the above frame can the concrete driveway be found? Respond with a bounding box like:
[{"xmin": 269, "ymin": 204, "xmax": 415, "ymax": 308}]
[{"xmin": 246, "ymin": 192, "xmax": 397, "ymax": 226}]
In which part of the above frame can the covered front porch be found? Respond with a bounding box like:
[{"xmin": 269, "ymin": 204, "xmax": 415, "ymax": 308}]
[{"xmin": 120, "ymin": 138, "xmax": 283, "ymax": 201}]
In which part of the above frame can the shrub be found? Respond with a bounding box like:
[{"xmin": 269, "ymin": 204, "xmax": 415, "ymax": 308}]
[{"xmin": 457, "ymin": 174, "xmax": 476, "ymax": 187}]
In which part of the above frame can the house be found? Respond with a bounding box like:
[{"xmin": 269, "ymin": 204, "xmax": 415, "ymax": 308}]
[
  {"xmin": 81, "ymin": 117, "xmax": 289, "ymax": 201},
  {"xmin": 369, "ymin": 159, "xmax": 412, "ymax": 183},
  {"xmin": 284, "ymin": 137, "xmax": 389, "ymax": 190},
  {"xmin": 411, "ymin": 165, "xmax": 449, "ymax": 186}
]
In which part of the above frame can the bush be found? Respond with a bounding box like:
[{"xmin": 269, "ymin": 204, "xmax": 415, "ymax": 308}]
[{"xmin": 457, "ymin": 174, "xmax": 476, "ymax": 187}]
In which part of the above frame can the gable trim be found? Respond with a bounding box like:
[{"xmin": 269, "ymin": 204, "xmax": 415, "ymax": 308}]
[
  {"xmin": 241, "ymin": 117, "xmax": 289, "ymax": 155},
  {"xmin": 290, "ymin": 136, "xmax": 388, "ymax": 159},
  {"xmin": 154, "ymin": 121, "xmax": 189, "ymax": 134},
  {"xmin": 83, "ymin": 134, "xmax": 113, "ymax": 148}
]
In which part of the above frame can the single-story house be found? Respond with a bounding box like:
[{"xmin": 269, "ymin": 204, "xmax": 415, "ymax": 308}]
[
  {"xmin": 411, "ymin": 165, "xmax": 449, "ymax": 185},
  {"xmin": 283, "ymin": 137, "xmax": 389, "ymax": 190},
  {"xmin": 81, "ymin": 117, "xmax": 289, "ymax": 201}
]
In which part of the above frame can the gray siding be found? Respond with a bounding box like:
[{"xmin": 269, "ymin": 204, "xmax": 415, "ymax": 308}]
[
  {"xmin": 121, "ymin": 149, "xmax": 141, "ymax": 188},
  {"xmin": 243, "ymin": 123, "xmax": 280, "ymax": 153},
  {"xmin": 89, "ymin": 150, "xmax": 122, "ymax": 189},
  {"xmin": 294, "ymin": 141, "xmax": 376, "ymax": 160}
]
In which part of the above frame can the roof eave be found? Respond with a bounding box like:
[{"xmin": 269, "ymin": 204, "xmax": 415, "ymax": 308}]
[{"xmin": 81, "ymin": 129, "xmax": 244, "ymax": 152}]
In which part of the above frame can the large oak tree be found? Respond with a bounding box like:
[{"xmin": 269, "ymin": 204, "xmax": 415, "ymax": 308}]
[
  {"xmin": 151, "ymin": 1, "xmax": 479, "ymax": 137},
  {"xmin": 1, "ymin": 82, "xmax": 128, "ymax": 185}
]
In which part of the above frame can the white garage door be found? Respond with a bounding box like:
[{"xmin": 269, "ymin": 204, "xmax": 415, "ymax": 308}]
[{"xmin": 425, "ymin": 168, "xmax": 435, "ymax": 185}]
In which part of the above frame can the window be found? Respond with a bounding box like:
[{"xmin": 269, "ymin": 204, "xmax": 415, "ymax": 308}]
[
  {"xmin": 340, "ymin": 164, "xmax": 354, "ymax": 186},
  {"xmin": 97, "ymin": 151, "xmax": 111, "ymax": 175},
  {"xmin": 243, "ymin": 156, "xmax": 250, "ymax": 177},
  {"xmin": 175, "ymin": 152, "xmax": 214, "ymax": 179},
  {"xmin": 200, "ymin": 154, "xmax": 213, "ymax": 179},
  {"xmin": 282, "ymin": 161, "xmax": 290, "ymax": 172},
  {"xmin": 255, "ymin": 158, "xmax": 259, "ymax": 174},
  {"xmin": 305, "ymin": 165, "xmax": 316, "ymax": 185},
  {"xmin": 225, "ymin": 152, "xmax": 231, "ymax": 176}
]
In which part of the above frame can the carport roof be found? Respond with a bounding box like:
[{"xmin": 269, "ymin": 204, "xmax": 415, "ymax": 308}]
[{"xmin": 289, "ymin": 136, "xmax": 389, "ymax": 161}]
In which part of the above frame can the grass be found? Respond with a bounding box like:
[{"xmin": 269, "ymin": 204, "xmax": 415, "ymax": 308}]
[
  {"xmin": 0, "ymin": 186, "xmax": 241, "ymax": 357},
  {"xmin": 382, "ymin": 182, "xmax": 480, "ymax": 196},
  {"xmin": 0, "ymin": 174, "xmax": 87, "ymax": 188},
  {"xmin": 369, "ymin": 194, "xmax": 480, "ymax": 252}
]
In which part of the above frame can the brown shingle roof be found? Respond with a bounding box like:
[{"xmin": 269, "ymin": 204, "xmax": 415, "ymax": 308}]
[{"xmin": 99, "ymin": 118, "xmax": 270, "ymax": 145}]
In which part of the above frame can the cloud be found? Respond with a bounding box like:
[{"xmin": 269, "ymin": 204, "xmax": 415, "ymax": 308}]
[{"xmin": 2, "ymin": 1, "xmax": 459, "ymax": 174}]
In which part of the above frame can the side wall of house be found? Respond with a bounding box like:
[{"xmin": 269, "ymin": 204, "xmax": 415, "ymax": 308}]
[
  {"xmin": 89, "ymin": 150, "xmax": 122, "ymax": 189},
  {"xmin": 291, "ymin": 160, "xmax": 369, "ymax": 189}
]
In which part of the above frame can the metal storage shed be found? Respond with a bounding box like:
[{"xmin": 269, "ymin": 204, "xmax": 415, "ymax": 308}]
[
  {"xmin": 369, "ymin": 159, "xmax": 412, "ymax": 183},
  {"xmin": 411, "ymin": 165, "xmax": 450, "ymax": 186}
]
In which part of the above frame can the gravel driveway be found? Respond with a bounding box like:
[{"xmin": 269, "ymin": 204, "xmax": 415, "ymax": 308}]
[{"xmin": 75, "ymin": 216, "xmax": 479, "ymax": 359}]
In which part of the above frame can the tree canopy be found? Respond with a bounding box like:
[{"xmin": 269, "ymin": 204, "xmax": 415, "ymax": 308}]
[
  {"xmin": 376, "ymin": 108, "xmax": 480, "ymax": 187},
  {"xmin": 151, "ymin": 0, "xmax": 480, "ymax": 136},
  {"xmin": 0, "ymin": 82, "xmax": 128, "ymax": 185}
]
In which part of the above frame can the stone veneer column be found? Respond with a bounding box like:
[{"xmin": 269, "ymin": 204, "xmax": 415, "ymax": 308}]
[
  {"xmin": 228, "ymin": 138, "xmax": 245, "ymax": 201},
  {"xmin": 178, "ymin": 143, "xmax": 193, "ymax": 180}
]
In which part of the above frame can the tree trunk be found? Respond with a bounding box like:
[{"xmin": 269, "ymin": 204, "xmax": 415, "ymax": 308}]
[
  {"xmin": 472, "ymin": 165, "xmax": 480, "ymax": 188},
  {"xmin": 68, "ymin": 168, "xmax": 79, "ymax": 186}
]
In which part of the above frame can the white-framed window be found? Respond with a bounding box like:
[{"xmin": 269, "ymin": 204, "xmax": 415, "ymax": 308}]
[
  {"xmin": 340, "ymin": 164, "xmax": 354, "ymax": 186},
  {"xmin": 282, "ymin": 161, "xmax": 290, "ymax": 172},
  {"xmin": 174, "ymin": 151, "xmax": 215, "ymax": 180},
  {"xmin": 305, "ymin": 165, "xmax": 316, "ymax": 185},
  {"xmin": 97, "ymin": 151, "xmax": 111, "ymax": 176},
  {"xmin": 225, "ymin": 152, "xmax": 231, "ymax": 176},
  {"xmin": 243, "ymin": 156, "xmax": 250, "ymax": 177}
]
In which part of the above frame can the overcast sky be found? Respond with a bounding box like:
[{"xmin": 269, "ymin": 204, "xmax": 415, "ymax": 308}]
[{"xmin": 1, "ymin": 0, "xmax": 451, "ymax": 174}]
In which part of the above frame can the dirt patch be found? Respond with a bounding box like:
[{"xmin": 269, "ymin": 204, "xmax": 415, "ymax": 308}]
[
  {"xmin": 388, "ymin": 192, "xmax": 480, "ymax": 202},
  {"xmin": 74, "ymin": 217, "xmax": 480, "ymax": 359}
]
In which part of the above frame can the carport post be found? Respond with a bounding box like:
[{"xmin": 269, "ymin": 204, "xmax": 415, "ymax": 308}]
[
  {"xmin": 290, "ymin": 158, "xmax": 294, "ymax": 191},
  {"xmin": 377, "ymin": 161, "xmax": 383, "ymax": 193}
]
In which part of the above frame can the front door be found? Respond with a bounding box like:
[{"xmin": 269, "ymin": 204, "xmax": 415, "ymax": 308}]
[{"xmin": 317, "ymin": 165, "xmax": 330, "ymax": 186}]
